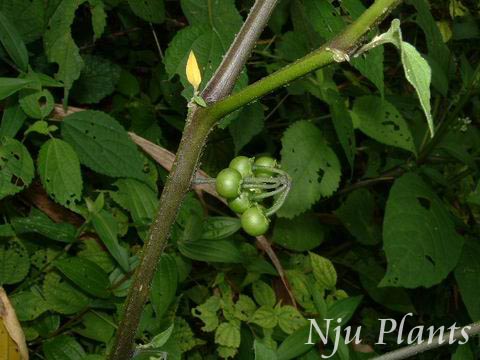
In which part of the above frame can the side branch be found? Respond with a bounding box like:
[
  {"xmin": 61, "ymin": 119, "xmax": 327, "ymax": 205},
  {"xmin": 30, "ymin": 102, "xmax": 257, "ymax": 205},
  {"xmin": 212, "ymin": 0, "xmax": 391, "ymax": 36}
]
[
  {"xmin": 373, "ymin": 322, "xmax": 480, "ymax": 360},
  {"xmin": 208, "ymin": 0, "xmax": 401, "ymax": 121}
]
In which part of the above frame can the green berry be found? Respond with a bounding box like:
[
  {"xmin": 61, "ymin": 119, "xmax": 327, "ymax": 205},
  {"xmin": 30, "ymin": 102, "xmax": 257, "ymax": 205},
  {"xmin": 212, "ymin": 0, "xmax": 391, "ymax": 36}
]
[
  {"xmin": 241, "ymin": 206, "xmax": 270, "ymax": 236},
  {"xmin": 229, "ymin": 156, "xmax": 254, "ymax": 178},
  {"xmin": 228, "ymin": 192, "xmax": 252, "ymax": 214},
  {"xmin": 215, "ymin": 168, "xmax": 242, "ymax": 199},
  {"xmin": 254, "ymin": 156, "xmax": 277, "ymax": 177}
]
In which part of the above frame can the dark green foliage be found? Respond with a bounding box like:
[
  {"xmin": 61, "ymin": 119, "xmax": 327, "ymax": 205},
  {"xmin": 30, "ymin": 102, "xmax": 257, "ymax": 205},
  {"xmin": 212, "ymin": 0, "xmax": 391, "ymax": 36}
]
[{"xmin": 0, "ymin": 0, "xmax": 479, "ymax": 359}]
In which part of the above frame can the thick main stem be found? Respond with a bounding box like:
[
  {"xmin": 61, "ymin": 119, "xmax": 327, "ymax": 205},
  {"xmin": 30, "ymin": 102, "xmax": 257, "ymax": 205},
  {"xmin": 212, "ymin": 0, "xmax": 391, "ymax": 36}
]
[
  {"xmin": 109, "ymin": 0, "xmax": 403, "ymax": 358},
  {"xmin": 108, "ymin": 108, "xmax": 211, "ymax": 360}
]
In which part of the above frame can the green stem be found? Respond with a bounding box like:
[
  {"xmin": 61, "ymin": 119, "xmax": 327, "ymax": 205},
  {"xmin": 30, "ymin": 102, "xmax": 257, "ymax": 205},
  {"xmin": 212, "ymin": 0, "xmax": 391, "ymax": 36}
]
[
  {"xmin": 109, "ymin": 1, "xmax": 403, "ymax": 358},
  {"xmin": 208, "ymin": 0, "xmax": 401, "ymax": 120}
]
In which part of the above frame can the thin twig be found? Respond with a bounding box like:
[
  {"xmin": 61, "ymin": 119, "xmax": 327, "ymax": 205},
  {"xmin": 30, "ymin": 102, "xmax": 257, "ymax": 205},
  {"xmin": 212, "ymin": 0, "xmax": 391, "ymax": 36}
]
[{"xmin": 373, "ymin": 322, "xmax": 480, "ymax": 360}]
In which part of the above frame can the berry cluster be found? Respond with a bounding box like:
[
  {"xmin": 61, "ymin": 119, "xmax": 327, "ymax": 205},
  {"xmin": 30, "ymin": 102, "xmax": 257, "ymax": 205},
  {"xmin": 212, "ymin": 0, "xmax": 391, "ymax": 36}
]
[{"xmin": 214, "ymin": 156, "xmax": 290, "ymax": 236}]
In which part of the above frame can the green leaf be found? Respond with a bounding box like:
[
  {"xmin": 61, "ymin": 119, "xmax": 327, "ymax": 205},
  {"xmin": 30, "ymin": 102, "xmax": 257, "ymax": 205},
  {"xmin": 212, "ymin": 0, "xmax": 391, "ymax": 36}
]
[
  {"xmin": 11, "ymin": 290, "xmax": 49, "ymax": 321},
  {"xmin": 19, "ymin": 88, "xmax": 55, "ymax": 119},
  {"xmin": 71, "ymin": 55, "xmax": 121, "ymax": 104},
  {"xmin": 303, "ymin": 0, "xmax": 384, "ymax": 93},
  {"xmin": 78, "ymin": 238, "xmax": 115, "ymax": 273},
  {"xmin": 310, "ymin": 253, "xmax": 337, "ymax": 290},
  {"xmin": 400, "ymin": 42, "xmax": 433, "ymax": 136},
  {"xmin": 178, "ymin": 238, "xmax": 243, "ymax": 263},
  {"xmin": 455, "ymin": 240, "xmax": 480, "ymax": 321},
  {"xmin": 273, "ymin": 214, "xmax": 326, "ymax": 251},
  {"xmin": 277, "ymin": 325, "xmax": 314, "ymax": 360},
  {"xmin": 74, "ymin": 311, "xmax": 115, "ymax": 343},
  {"xmin": 0, "ymin": 239, "xmax": 29, "ymax": 285},
  {"xmin": 0, "ymin": 10, "xmax": 28, "ymax": 71},
  {"xmin": 380, "ymin": 173, "xmax": 464, "ymax": 288},
  {"xmin": 0, "ymin": 77, "xmax": 34, "ymax": 100},
  {"xmin": 11, "ymin": 209, "xmax": 77, "ymax": 243},
  {"xmin": 43, "ymin": 335, "xmax": 85, "ymax": 360},
  {"xmin": 151, "ymin": 254, "xmax": 178, "ymax": 319},
  {"xmin": 43, "ymin": 272, "xmax": 90, "ymax": 314},
  {"xmin": 351, "ymin": 96, "xmax": 416, "ymax": 154},
  {"xmin": 0, "ymin": 101, "xmax": 27, "ymax": 139},
  {"xmin": 201, "ymin": 217, "xmax": 241, "ymax": 240},
  {"xmin": 24, "ymin": 120, "xmax": 58, "ymax": 136},
  {"xmin": 250, "ymin": 306, "xmax": 277, "ymax": 329},
  {"xmin": 61, "ymin": 110, "xmax": 146, "ymax": 181},
  {"xmin": 327, "ymin": 296, "xmax": 362, "ymax": 327},
  {"xmin": 335, "ymin": 189, "xmax": 381, "ymax": 245},
  {"xmin": 278, "ymin": 121, "xmax": 341, "ymax": 218},
  {"xmin": 0, "ymin": 137, "xmax": 34, "ymax": 199},
  {"xmin": 164, "ymin": 0, "xmax": 244, "ymax": 98},
  {"xmin": 254, "ymin": 340, "xmax": 278, "ymax": 360},
  {"xmin": 276, "ymin": 305, "xmax": 306, "ymax": 334},
  {"xmin": 252, "ymin": 281, "xmax": 276, "ymax": 307},
  {"xmin": 128, "ymin": 0, "xmax": 165, "ymax": 24},
  {"xmin": 111, "ymin": 178, "xmax": 157, "ymax": 226},
  {"xmin": 215, "ymin": 321, "xmax": 241, "ymax": 348},
  {"xmin": 88, "ymin": 0, "xmax": 107, "ymax": 40},
  {"xmin": 55, "ymin": 257, "xmax": 110, "ymax": 299},
  {"xmin": 192, "ymin": 296, "xmax": 221, "ymax": 332},
  {"xmin": 38, "ymin": 138, "xmax": 83, "ymax": 207},
  {"xmin": 44, "ymin": 0, "xmax": 85, "ymax": 98},
  {"xmin": 229, "ymin": 103, "xmax": 265, "ymax": 154},
  {"xmin": 91, "ymin": 209, "xmax": 130, "ymax": 272},
  {"xmin": 329, "ymin": 94, "xmax": 356, "ymax": 169},
  {"xmin": 452, "ymin": 344, "xmax": 474, "ymax": 360},
  {"xmin": 0, "ymin": 0, "xmax": 45, "ymax": 44}
]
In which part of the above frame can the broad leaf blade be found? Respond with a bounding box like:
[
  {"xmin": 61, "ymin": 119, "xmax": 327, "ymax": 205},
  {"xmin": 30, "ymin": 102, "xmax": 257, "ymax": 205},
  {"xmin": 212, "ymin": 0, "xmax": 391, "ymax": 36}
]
[{"xmin": 0, "ymin": 10, "xmax": 28, "ymax": 71}]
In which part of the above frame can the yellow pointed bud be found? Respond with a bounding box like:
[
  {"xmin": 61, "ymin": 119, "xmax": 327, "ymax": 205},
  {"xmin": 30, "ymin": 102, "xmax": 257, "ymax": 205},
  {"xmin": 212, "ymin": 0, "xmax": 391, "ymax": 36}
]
[{"xmin": 186, "ymin": 50, "xmax": 202, "ymax": 91}]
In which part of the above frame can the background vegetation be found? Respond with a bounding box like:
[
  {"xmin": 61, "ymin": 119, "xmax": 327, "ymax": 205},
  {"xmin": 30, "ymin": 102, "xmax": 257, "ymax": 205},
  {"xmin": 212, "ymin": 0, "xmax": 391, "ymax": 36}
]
[{"xmin": 0, "ymin": 0, "xmax": 479, "ymax": 359}]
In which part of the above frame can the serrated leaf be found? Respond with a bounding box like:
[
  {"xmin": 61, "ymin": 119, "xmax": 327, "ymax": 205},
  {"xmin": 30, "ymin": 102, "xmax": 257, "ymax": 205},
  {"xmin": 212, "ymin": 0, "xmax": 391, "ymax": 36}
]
[
  {"xmin": 78, "ymin": 239, "xmax": 115, "ymax": 273},
  {"xmin": 192, "ymin": 296, "xmax": 221, "ymax": 332},
  {"xmin": 250, "ymin": 306, "xmax": 277, "ymax": 329},
  {"xmin": 0, "ymin": 102, "xmax": 27, "ymax": 139},
  {"xmin": 71, "ymin": 55, "xmax": 121, "ymax": 104},
  {"xmin": 276, "ymin": 305, "xmax": 306, "ymax": 334},
  {"xmin": 329, "ymin": 94, "xmax": 356, "ymax": 169},
  {"xmin": 11, "ymin": 291, "xmax": 49, "ymax": 321},
  {"xmin": 44, "ymin": 0, "xmax": 85, "ymax": 99},
  {"xmin": 215, "ymin": 321, "xmax": 240, "ymax": 348},
  {"xmin": 128, "ymin": 0, "xmax": 165, "ymax": 24},
  {"xmin": 252, "ymin": 281, "xmax": 276, "ymax": 308},
  {"xmin": 61, "ymin": 110, "xmax": 146, "ymax": 181},
  {"xmin": 151, "ymin": 254, "xmax": 178, "ymax": 319},
  {"xmin": 91, "ymin": 209, "xmax": 130, "ymax": 272},
  {"xmin": 43, "ymin": 272, "xmax": 90, "ymax": 315},
  {"xmin": 43, "ymin": 335, "xmax": 85, "ymax": 360},
  {"xmin": 273, "ymin": 214, "xmax": 326, "ymax": 252},
  {"xmin": 18, "ymin": 88, "xmax": 54, "ymax": 119},
  {"xmin": 310, "ymin": 253, "xmax": 337, "ymax": 290},
  {"xmin": 0, "ymin": 77, "xmax": 34, "ymax": 100},
  {"xmin": 0, "ymin": 137, "xmax": 34, "ymax": 200},
  {"xmin": 55, "ymin": 257, "xmax": 110, "ymax": 299},
  {"xmin": 381, "ymin": 173, "xmax": 464, "ymax": 288},
  {"xmin": 234, "ymin": 295, "xmax": 256, "ymax": 321},
  {"xmin": 351, "ymin": 96, "xmax": 416, "ymax": 154},
  {"xmin": 278, "ymin": 121, "xmax": 341, "ymax": 218},
  {"xmin": 0, "ymin": 10, "xmax": 28, "ymax": 71},
  {"xmin": 38, "ymin": 138, "xmax": 83, "ymax": 207},
  {"xmin": 0, "ymin": 239, "xmax": 29, "ymax": 285},
  {"xmin": 455, "ymin": 240, "xmax": 480, "ymax": 321}
]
